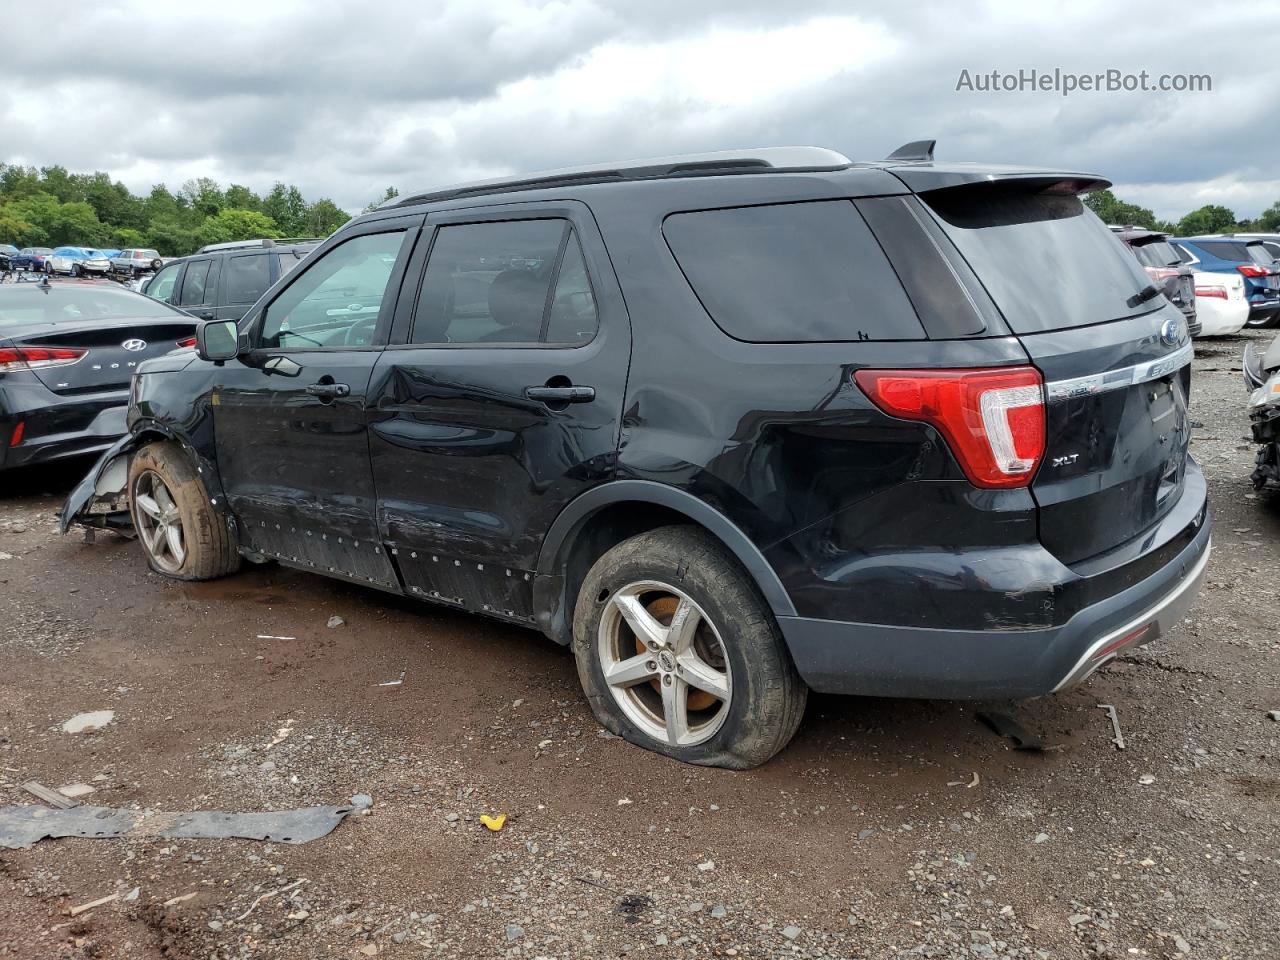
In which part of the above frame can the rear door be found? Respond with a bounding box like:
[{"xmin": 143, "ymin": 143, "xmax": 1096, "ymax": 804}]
[
  {"xmin": 920, "ymin": 181, "xmax": 1193, "ymax": 565},
  {"xmin": 367, "ymin": 202, "xmax": 630, "ymax": 622},
  {"xmin": 217, "ymin": 251, "xmax": 274, "ymax": 322}
]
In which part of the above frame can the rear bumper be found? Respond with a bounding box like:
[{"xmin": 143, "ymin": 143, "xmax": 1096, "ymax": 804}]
[
  {"xmin": 777, "ymin": 470, "xmax": 1211, "ymax": 700},
  {"xmin": 0, "ymin": 382, "xmax": 128, "ymax": 471}
]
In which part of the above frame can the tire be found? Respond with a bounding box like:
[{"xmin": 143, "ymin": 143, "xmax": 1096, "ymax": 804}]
[
  {"xmin": 572, "ymin": 525, "xmax": 807, "ymax": 769},
  {"xmin": 127, "ymin": 441, "xmax": 239, "ymax": 581},
  {"xmin": 1247, "ymin": 310, "xmax": 1280, "ymax": 329},
  {"xmin": 72, "ymin": 264, "xmax": 82, "ymax": 277}
]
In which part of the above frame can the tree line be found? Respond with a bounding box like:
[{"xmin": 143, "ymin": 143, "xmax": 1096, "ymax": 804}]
[
  {"xmin": 1084, "ymin": 189, "xmax": 1280, "ymax": 236},
  {"xmin": 0, "ymin": 164, "xmax": 398, "ymax": 256}
]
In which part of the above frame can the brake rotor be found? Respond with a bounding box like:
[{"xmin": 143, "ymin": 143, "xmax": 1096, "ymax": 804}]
[{"xmin": 637, "ymin": 595, "xmax": 718, "ymax": 711}]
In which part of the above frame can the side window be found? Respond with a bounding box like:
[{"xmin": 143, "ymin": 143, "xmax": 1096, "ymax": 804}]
[
  {"xmin": 411, "ymin": 219, "xmax": 596, "ymax": 345},
  {"xmin": 1174, "ymin": 244, "xmax": 1197, "ymax": 264},
  {"xmin": 277, "ymin": 251, "xmax": 306, "ymax": 278},
  {"xmin": 663, "ymin": 200, "xmax": 925, "ymax": 343},
  {"xmin": 225, "ymin": 253, "xmax": 271, "ymax": 305},
  {"xmin": 178, "ymin": 260, "xmax": 212, "ymax": 306},
  {"xmin": 147, "ymin": 262, "xmax": 183, "ymax": 303},
  {"xmin": 259, "ymin": 230, "xmax": 407, "ymax": 349}
]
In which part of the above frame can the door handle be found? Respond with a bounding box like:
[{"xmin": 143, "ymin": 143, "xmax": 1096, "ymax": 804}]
[
  {"xmin": 196, "ymin": 311, "xmax": 215, "ymax": 320},
  {"xmin": 306, "ymin": 382, "xmax": 350, "ymax": 400},
  {"xmin": 525, "ymin": 385, "xmax": 595, "ymax": 404}
]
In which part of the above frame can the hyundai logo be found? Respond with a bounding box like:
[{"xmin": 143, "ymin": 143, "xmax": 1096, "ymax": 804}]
[
  {"xmin": 1159, "ymin": 317, "xmax": 1181, "ymax": 347},
  {"xmin": 122, "ymin": 338, "xmax": 147, "ymax": 352}
]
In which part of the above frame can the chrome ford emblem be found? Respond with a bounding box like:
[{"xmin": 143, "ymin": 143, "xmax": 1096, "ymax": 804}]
[
  {"xmin": 122, "ymin": 338, "xmax": 147, "ymax": 352},
  {"xmin": 1159, "ymin": 317, "xmax": 1181, "ymax": 347}
]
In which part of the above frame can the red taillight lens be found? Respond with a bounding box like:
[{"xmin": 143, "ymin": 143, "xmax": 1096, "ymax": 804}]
[
  {"xmin": 8, "ymin": 421, "xmax": 24, "ymax": 447},
  {"xmin": 1148, "ymin": 267, "xmax": 1180, "ymax": 281},
  {"xmin": 175, "ymin": 336, "xmax": 197, "ymax": 348},
  {"xmin": 1237, "ymin": 264, "xmax": 1268, "ymax": 278},
  {"xmin": 854, "ymin": 366, "xmax": 1046, "ymax": 488},
  {"xmin": 0, "ymin": 346, "xmax": 88, "ymax": 372},
  {"xmin": 1195, "ymin": 285, "xmax": 1227, "ymax": 300}
]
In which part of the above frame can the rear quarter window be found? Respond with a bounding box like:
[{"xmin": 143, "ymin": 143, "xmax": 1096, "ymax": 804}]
[
  {"xmin": 663, "ymin": 200, "xmax": 924, "ymax": 342},
  {"xmin": 1196, "ymin": 241, "xmax": 1252, "ymax": 261}
]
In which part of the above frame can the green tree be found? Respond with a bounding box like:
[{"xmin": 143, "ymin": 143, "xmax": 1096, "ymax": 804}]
[
  {"xmin": 39, "ymin": 165, "xmax": 80, "ymax": 203},
  {"xmin": 302, "ymin": 198, "xmax": 349, "ymax": 237},
  {"xmin": 146, "ymin": 217, "xmax": 201, "ymax": 257},
  {"xmin": 54, "ymin": 201, "xmax": 107, "ymax": 246},
  {"xmin": 1083, "ymin": 189, "xmax": 1161, "ymax": 230},
  {"xmin": 0, "ymin": 164, "xmax": 41, "ymax": 199},
  {"xmin": 196, "ymin": 208, "xmax": 281, "ymax": 248},
  {"xmin": 1250, "ymin": 200, "xmax": 1280, "ymax": 232},
  {"xmin": 181, "ymin": 177, "xmax": 225, "ymax": 218},
  {"xmin": 262, "ymin": 183, "xmax": 306, "ymax": 234},
  {"xmin": 1176, "ymin": 204, "xmax": 1238, "ymax": 236},
  {"xmin": 364, "ymin": 186, "xmax": 399, "ymax": 213},
  {"xmin": 111, "ymin": 227, "xmax": 149, "ymax": 249},
  {"xmin": 0, "ymin": 209, "xmax": 39, "ymax": 246},
  {"xmin": 224, "ymin": 183, "xmax": 261, "ymax": 211}
]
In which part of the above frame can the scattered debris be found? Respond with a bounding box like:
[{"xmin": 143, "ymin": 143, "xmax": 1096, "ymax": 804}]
[
  {"xmin": 947, "ymin": 772, "xmax": 981, "ymax": 788},
  {"xmin": 69, "ymin": 892, "xmax": 118, "ymax": 916},
  {"xmin": 58, "ymin": 783, "xmax": 96, "ymax": 799},
  {"xmin": 123, "ymin": 887, "xmax": 139, "ymax": 902},
  {"xmin": 1267, "ymin": 710, "xmax": 1279, "ymax": 722},
  {"xmin": 976, "ymin": 711, "xmax": 1046, "ymax": 751},
  {"xmin": 1033, "ymin": 833, "xmax": 1050, "ymax": 844},
  {"xmin": 235, "ymin": 878, "xmax": 308, "ymax": 921},
  {"xmin": 781, "ymin": 925, "xmax": 802, "ymax": 941},
  {"xmin": 711, "ymin": 904, "xmax": 727, "ymax": 918},
  {"xmin": 697, "ymin": 860, "xmax": 715, "ymax": 872},
  {"xmin": 62, "ymin": 710, "xmax": 114, "ymax": 734},
  {"xmin": 163, "ymin": 892, "xmax": 197, "ymax": 907},
  {"xmin": 505, "ymin": 922, "xmax": 525, "ymax": 941},
  {"xmin": 378, "ymin": 671, "xmax": 406, "ymax": 687},
  {"xmin": 0, "ymin": 800, "xmax": 365, "ymax": 849},
  {"xmin": 256, "ymin": 634, "xmax": 296, "ymax": 640},
  {"xmin": 1097, "ymin": 703, "xmax": 1126, "ymax": 750},
  {"xmin": 1138, "ymin": 774, "xmax": 1156, "ymax": 785},
  {"xmin": 326, "ymin": 615, "xmax": 345, "ymax": 629},
  {"xmin": 21, "ymin": 781, "xmax": 78, "ymax": 810},
  {"xmin": 479, "ymin": 813, "xmax": 506, "ymax": 832},
  {"xmin": 265, "ymin": 719, "xmax": 295, "ymax": 750}
]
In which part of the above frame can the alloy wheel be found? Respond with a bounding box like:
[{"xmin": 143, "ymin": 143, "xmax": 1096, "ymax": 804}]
[
  {"xmin": 133, "ymin": 470, "xmax": 186, "ymax": 573},
  {"xmin": 597, "ymin": 580, "xmax": 731, "ymax": 747}
]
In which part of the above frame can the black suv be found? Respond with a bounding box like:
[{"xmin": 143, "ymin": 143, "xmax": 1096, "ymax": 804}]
[
  {"xmin": 1109, "ymin": 226, "xmax": 1201, "ymax": 337},
  {"xmin": 142, "ymin": 238, "xmax": 319, "ymax": 323},
  {"xmin": 64, "ymin": 144, "xmax": 1210, "ymax": 768}
]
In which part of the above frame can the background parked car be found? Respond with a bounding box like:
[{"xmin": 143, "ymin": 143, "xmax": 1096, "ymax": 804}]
[
  {"xmin": 1173, "ymin": 235, "xmax": 1280, "ymax": 328},
  {"xmin": 0, "ymin": 244, "xmax": 17, "ymax": 260},
  {"xmin": 1110, "ymin": 226, "xmax": 1200, "ymax": 336},
  {"xmin": 0, "ymin": 281, "xmax": 198, "ymax": 471},
  {"xmin": 1192, "ymin": 270, "xmax": 1249, "ymax": 335},
  {"xmin": 110, "ymin": 248, "xmax": 165, "ymax": 277},
  {"xmin": 10, "ymin": 247, "xmax": 54, "ymax": 272},
  {"xmin": 142, "ymin": 238, "xmax": 318, "ymax": 321},
  {"xmin": 1232, "ymin": 232, "xmax": 1280, "ymax": 263},
  {"xmin": 45, "ymin": 246, "xmax": 113, "ymax": 277}
]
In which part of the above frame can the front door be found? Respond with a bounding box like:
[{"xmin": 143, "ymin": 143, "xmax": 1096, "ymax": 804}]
[
  {"xmin": 175, "ymin": 256, "xmax": 220, "ymax": 321},
  {"xmin": 211, "ymin": 218, "xmax": 421, "ymax": 588},
  {"xmin": 368, "ymin": 203, "xmax": 630, "ymax": 622}
]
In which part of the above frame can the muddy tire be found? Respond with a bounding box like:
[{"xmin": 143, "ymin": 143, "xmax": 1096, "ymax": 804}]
[
  {"xmin": 573, "ymin": 525, "xmax": 807, "ymax": 769},
  {"xmin": 127, "ymin": 441, "xmax": 239, "ymax": 581}
]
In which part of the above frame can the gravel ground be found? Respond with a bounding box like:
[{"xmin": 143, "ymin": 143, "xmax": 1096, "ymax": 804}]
[{"xmin": 0, "ymin": 330, "xmax": 1277, "ymax": 959}]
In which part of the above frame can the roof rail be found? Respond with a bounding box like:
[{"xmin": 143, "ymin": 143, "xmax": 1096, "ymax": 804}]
[
  {"xmin": 196, "ymin": 237, "xmax": 323, "ymax": 254},
  {"xmin": 389, "ymin": 147, "xmax": 852, "ymax": 208}
]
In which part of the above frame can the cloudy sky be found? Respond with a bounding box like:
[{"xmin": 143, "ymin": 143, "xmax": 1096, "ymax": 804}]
[{"xmin": 5, "ymin": 0, "xmax": 1279, "ymax": 219}]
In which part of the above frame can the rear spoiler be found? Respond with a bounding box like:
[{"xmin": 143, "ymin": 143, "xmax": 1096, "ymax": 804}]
[{"xmin": 883, "ymin": 165, "xmax": 1111, "ymax": 195}]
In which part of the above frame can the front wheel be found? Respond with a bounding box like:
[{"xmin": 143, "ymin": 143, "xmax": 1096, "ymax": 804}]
[
  {"xmin": 573, "ymin": 526, "xmax": 807, "ymax": 769},
  {"xmin": 128, "ymin": 442, "xmax": 239, "ymax": 580}
]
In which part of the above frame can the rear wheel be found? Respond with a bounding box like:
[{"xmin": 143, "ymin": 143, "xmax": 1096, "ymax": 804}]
[
  {"xmin": 1246, "ymin": 310, "xmax": 1280, "ymax": 329},
  {"xmin": 128, "ymin": 442, "xmax": 239, "ymax": 580},
  {"xmin": 573, "ymin": 525, "xmax": 807, "ymax": 769},
  {"xmin": 71, "ymin": 264, "xmax": 82, "ymax": 277}
]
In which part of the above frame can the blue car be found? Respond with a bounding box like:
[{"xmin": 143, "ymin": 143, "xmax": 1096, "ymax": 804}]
[{"xmin": 1172, "ymin": 235, "xmax": 1280, "ymax": 328}]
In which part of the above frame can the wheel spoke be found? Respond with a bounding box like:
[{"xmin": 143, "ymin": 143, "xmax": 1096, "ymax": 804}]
[
  {"xmin": 604, "ymin": 653, "xmax": 657, "ymax": 688},
  {"xmin": 135, "ymin": 493, "xmax": 163, "ymax": 521},
  {"xmin": 145, "ymin": 521, "xmax": 166, "ymax": 555},
  {"xmin": 613, "ymin": 593, "xmax": 667, "ymax": 650},
  {"xmin": 666, "ymin": 597, "xmax": 700, "ymax": 654},
  {"xmin": 154, "ymin": 484, "xmax": 178, "ymax": 518},
  {"xmin": 661, "ymin": 678, "xmax": 690, "ymax": 745},
  {"xmin": 165, "ymin": 523, "xmax": 185, "ymax": 566},
  {"xmin": 678, "ymin": 652, "xmax": 729, "ymax": 702}
]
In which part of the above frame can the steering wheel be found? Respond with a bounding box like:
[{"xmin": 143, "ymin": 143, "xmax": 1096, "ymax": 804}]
[{"xmin": 344, "ymin": 315, "xmax": 379, "ymax": 346}]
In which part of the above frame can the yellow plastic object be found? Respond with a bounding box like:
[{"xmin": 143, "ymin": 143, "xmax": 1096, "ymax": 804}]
[{"xmin": 479, "ymin": 814, "xmax": 506, "ymax": 832}]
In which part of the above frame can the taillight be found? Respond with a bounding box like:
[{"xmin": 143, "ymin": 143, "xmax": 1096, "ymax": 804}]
[
  {"xmin": 854, "ymin": 366, "xmax": 1046, "ymax": 488},
  {"xmin": 175, "ymin": 336, "xmax": 197, "ymax": 348},
  {"xmin": 0, "ymin": 346, "xmax": 88, "ymax": 372},
  {"xmin": 1237, "ymin": 264, "xmax": 1268, "ymax": 278},
  {"xmin": 1195, "ymin": 285, "xmax": 1227, "ymax": 300},
  {"xmin": 8, "ymin": 421, "xmax": 24, "ymax": 447},
  {"xmin": 1148, "ymin": 267, "xmax": 1180, "ymax": 281}
]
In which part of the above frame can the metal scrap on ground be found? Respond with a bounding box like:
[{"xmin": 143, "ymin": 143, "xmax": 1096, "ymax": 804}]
[{"xmin": 0, "ymin": 795, "xmax": 371, "ymax": 850}]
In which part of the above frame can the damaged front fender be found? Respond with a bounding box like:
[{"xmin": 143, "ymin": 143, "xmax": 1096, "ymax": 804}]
[{"xmin": 58, "ymin": 433, "xmax": 145, "ymax": 534}]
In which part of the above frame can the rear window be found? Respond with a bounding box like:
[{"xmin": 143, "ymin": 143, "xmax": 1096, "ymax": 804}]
[
  {"xmin": 1195, "ymin": 240, "xmax": 1268, "ymax": 264},
  {"xmin": 922, "ymin": 183, "xmax": 1151, "ymax": 333},
  {"xmin": 1131, "ymin": 238, "xmax": 1181, "ymax": 268},
  {"xmin": 0, "ymin": 285, "xmax": 186, "ymax": 325},
  {"xmin": 663, "ymin": 201, "xmax": 924, "ymax": 342}
]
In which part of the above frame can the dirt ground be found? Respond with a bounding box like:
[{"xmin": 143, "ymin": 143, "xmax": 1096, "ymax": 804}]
[{"xmin": 1, "ymin": 332, "xmax": 1278, "ymax": 960}]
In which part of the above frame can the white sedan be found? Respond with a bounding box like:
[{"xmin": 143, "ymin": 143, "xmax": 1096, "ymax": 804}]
[
  {"xmin": 1193, "ymin": 270, "xmax": 1249, "ymax": 336},
  {"xmin": 46, "ymin": 246, "xmax": 113, "ymax": 277}
]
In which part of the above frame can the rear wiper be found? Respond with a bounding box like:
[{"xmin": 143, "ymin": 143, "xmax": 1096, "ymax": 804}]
[{"xmin": 1127, "ymin": 284, "xmax": 1162, "ymax": 308}]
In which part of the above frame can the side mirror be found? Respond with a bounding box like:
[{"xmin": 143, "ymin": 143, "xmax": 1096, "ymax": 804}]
[{"xmin": 196, "ymin": 319, "xmax": 241, "ymax": 363}]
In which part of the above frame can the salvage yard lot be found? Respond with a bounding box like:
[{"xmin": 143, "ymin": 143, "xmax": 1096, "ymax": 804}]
[{"xmin": 1, "ymin": 334, "xmax": 1278, "ymax": 960}]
